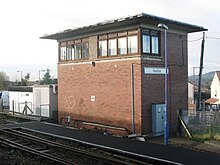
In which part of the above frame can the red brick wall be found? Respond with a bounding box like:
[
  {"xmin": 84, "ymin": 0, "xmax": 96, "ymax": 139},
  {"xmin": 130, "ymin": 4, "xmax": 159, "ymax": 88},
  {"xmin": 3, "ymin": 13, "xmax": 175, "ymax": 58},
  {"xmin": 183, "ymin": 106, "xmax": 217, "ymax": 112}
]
[
  {"xmin": 141, "ymin": 32, "xmax": 188, "ymax": 134},
  {"xmin": 58, "ymin": 58, "xmax": 142, "ymax": 133}
]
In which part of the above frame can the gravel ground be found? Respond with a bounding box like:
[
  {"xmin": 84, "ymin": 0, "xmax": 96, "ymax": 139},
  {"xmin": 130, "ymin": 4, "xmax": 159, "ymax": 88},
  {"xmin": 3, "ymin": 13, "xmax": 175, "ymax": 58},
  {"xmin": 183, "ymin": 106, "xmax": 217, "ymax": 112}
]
[{"xmin": 0, "ymin": 147, "xmax": 51, "ymax": 165}]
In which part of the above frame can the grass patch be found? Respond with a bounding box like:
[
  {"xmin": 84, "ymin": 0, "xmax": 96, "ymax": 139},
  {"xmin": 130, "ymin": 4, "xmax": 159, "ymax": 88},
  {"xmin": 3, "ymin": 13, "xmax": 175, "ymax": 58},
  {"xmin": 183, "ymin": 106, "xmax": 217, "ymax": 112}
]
[{"xmin": 192, "ymin": 133, "xmax": 211, "ymax": 142}]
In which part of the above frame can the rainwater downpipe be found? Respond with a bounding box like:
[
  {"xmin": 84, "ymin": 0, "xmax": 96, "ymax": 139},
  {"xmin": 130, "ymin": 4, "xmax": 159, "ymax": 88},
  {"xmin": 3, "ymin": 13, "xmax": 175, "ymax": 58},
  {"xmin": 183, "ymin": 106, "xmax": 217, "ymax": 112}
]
[{"xmin": 131, "ymin": 63, "xmax": 135, "ymax": 134}]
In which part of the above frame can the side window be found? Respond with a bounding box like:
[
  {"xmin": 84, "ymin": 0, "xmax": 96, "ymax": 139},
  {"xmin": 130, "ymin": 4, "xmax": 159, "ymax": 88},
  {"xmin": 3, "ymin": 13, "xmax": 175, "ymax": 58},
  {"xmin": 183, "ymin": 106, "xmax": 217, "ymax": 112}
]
[
  {"xmin": 67, "ymin": 45, "xmax": 72, "ymax": 60},
  {"xmin": 71, "ymin": 45, "xmax": 75, "ymax": 60},
  {"xmin": 60, "ymin": 47, "xmax": 67, "ymax": 60},
  {"xmin": 142, "ymin": 35, "xmax": 150, "ymax": 53},
  {"xmin": 98, "ymin": 30, "xmax": 138, "ymax": 57},
  {"xmin": 142, "ymin": 29, "xmax": 160, "ymax": 56},
  {"xmin": 128, "ymin": 36, "xmax": 138, "ymax": 54},
  {"xmin": 151, "ymin": 36, "xmax": 159, "ymax": 54},
  {"xmin": 98, "ymin": 40, "xmax": 107, "ymax": 56},
  {"xmin": 108, "ymin": 39, "xmax": 117, "ymax": 56},
  {"xmin": 75, "ymin": 44, "xmax": 81, "ymax": 59},
  {"xmin": 118, "ymin": 37, "xmax": 127, "ymax": 55},
  {"xmin": 59, "ymin": 40, "xmax": 89, "ymax": 61},
  {"xmin": 82, "ymin": 43, "xmax": 89, "ymax": 58}
]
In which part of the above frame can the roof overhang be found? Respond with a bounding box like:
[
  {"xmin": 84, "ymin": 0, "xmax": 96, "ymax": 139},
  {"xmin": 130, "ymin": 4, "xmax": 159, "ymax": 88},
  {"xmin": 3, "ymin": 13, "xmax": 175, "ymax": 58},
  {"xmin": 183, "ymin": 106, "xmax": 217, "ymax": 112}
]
[{"xmin": 40, "ymin": 13, "xmax": 207, "ymax": 41}]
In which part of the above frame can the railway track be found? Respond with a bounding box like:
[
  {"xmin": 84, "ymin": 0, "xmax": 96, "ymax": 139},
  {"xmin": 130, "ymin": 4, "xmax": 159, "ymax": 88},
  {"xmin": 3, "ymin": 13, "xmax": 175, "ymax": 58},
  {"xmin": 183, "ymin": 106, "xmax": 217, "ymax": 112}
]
[{"xmin": 0, "ymin": 128, "xmax": 152, "ymax": 165}]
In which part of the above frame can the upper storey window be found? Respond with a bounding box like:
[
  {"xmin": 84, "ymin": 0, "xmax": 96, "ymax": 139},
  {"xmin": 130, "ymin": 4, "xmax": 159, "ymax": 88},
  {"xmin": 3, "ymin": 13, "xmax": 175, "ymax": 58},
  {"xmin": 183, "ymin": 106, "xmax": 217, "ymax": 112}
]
[
  {"xmin": 98, "ymin": 30, "xmax": 138, "ymax": 57},
  {"xmin": 82, "ymin": 43, "xmax": 89, "ymax": 58},
  {"xmin": 60, "ymin": 47, "xmax": 67, "ymax": 60},
  {"xmin": 128, "ymin": 36, "xmax": 138, "ymax": 54},
  {"xmin": 59, "ymin": 38, "xmax": 88, "ymax": 62},
  {"xmin": 142, "ymin": 29, "xmax": 160, "ymax": 56},
  {"xmin": 98, "ymin": 40, "xmax": 107, "ymax": 56},
  {"xmin": 108, "ymin": 39, "xmax": 117, "ymax": 56},
  {"xmin": 118, "ymin": 37, "xmax": 127, "ymax": 55}
]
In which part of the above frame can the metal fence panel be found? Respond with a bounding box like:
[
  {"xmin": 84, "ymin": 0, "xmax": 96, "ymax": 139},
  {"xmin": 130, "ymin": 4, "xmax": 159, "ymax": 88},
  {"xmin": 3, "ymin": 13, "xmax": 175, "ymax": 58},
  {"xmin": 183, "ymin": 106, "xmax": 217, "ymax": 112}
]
[{"xmin": 180, "ymin": 110, "xmax": 220, "ymax": 139}]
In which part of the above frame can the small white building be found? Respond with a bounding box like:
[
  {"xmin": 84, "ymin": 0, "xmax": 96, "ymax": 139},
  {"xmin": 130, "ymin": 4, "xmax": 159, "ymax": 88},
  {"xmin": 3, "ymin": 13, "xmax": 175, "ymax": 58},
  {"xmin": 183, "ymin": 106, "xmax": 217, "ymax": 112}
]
[
  {"xmin": 210, "ymin": 71, "xmax": 220, "ymax": 104},
  {"xmin": 9, "ymin": 86, "xmax": 33, "ymax": 114},
  {"xmin": 9, "ymin": 85, "xmax": 58, "ymax": 118},
  {"xmin": 33, "ymin": 85, "xmax": 58, "ymax": 118}
]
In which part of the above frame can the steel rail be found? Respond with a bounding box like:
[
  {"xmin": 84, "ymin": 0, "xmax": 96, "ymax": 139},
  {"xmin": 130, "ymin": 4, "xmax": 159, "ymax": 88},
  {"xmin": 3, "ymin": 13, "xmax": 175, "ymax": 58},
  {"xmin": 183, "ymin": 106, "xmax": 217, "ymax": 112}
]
[
  {"xmin": 0, "ymin": 136, "xmax": 75, "ymax": 165},
  {"xmin": 0, "ymin": 128, "xmax": 149, "ymax": 165}
]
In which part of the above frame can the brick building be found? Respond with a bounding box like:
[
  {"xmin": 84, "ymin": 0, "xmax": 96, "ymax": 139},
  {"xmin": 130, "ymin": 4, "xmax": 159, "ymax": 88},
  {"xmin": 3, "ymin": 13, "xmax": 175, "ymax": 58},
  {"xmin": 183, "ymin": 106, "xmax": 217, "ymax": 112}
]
[{"xmin": 41, "ymin": 13, "xmax": 206, "ymax": 135}]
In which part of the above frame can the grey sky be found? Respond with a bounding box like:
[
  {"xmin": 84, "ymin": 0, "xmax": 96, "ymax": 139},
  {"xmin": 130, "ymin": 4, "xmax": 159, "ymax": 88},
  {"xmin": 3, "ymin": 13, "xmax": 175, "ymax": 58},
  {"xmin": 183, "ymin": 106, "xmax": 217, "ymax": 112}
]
[{"xmin": 0, "ymin": 0, "xmax": 219, "ymax": 80}]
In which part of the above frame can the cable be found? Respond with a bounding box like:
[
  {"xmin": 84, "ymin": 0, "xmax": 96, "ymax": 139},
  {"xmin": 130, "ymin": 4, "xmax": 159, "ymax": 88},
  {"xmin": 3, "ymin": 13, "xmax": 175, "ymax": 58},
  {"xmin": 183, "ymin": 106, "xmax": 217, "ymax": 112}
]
[
  {"xmin": 206, "ymin": 36, "xmax": 220, "ymax": 40},
  {"xmin": 188, "ymin": 38, "xmax": 203, "ymax": 42}
]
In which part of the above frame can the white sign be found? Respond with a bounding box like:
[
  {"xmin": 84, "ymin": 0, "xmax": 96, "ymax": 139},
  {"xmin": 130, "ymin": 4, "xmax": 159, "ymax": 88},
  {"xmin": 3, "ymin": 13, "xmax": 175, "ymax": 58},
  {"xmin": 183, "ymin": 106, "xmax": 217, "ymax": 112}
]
[
  {"xmin": 144, "ymin": 67, "xmax": 167, "ymax": 75},
  {"xmin": 91, "ymin": 96, "xmax": 96, "ymax": 102}
]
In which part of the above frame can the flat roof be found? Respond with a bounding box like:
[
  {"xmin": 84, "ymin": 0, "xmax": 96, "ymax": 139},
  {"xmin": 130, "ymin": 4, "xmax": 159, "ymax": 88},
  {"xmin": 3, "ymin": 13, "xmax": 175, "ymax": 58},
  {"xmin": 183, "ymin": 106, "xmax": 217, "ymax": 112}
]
[
  {"xmin": 8, "ymin": 86, "xmax": 33, "ymax": 92},
  {"xmin": 40, "ymin": 13, "xmax": 207, "ymax": 41}
]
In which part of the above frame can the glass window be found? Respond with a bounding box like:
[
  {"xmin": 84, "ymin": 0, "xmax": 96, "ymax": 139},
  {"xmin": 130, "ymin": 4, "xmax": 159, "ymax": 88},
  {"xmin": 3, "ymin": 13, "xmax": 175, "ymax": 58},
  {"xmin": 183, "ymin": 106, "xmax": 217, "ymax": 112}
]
[
  {"xmin": 66, "ymin": 45, "xmax": 72, "ymax": 60},
  {"xmin": 108, "ymin": 39, "xmax": 117, "ymax": 56},
  {"xmin": 128, "ymin": 36, "xmax": 137, "ymax": 54},
  {"xmin": 98, "ymin": 40, "xmax": 107, "ymax": 56},
  {"xmin": 71, "ymin": 45, "xmax": 75, "ymax": 60},
  {"xmin": 75, "ymin": 44, "xmax": 81, "ymax": 59},
  {"xmin": 142, "ymin": 35, "xmax": 150, "ymax": 53},
  {"xmin": 60, "ymin": 47, "xmax": 67, "ymax": 60},
  {"xmin": 82, "ymin": 43, "xmax": 89, "ymax": 58},
  {"xmin": 118, "ymin": 37, "xmax": 127, "ymax": 55},
  {"xmin": 60, "ymin": 39, "xmax": 89, "ymax": 61},
  {"xmin": 151, "ymin": 36, "xmax": 159, "ymax": 54},
  {"xmin": 142, "ymin": 30, "xmax": 160, "ymax": 55}
]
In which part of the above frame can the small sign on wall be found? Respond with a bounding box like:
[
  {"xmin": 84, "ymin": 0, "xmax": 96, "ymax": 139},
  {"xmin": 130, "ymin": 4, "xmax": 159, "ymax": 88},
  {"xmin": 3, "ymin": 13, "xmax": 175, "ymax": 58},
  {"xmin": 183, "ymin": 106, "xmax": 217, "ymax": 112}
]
[
  {"xmin": 144, "ymin": 67, "xmax": 168, "ymax": 75},
  {"xmin": 91, "ymin": 96, "xmax": 96, "ymax": 102}
]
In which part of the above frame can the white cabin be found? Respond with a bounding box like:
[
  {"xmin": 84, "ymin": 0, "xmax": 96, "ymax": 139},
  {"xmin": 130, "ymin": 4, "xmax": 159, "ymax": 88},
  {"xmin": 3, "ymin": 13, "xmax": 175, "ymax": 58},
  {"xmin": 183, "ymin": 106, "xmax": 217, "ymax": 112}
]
[{"xmin": 9, "ymin": 85, "xmax": 58, "ymax": 118}]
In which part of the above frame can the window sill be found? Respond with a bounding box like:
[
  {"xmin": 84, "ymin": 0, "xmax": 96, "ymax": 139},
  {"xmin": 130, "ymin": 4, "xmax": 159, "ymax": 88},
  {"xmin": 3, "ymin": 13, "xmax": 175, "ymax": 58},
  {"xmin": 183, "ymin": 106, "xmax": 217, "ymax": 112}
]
[
  {"xmin": 141, "ymin": 55, "xmax": 162, "ymax": 61},
  {"xmin": 97, "ymin": 54, "xmax": 141, "ymax": 60},
  {"xmin": 59, "ymin": 58, "xmax": 89, "ymax": 63}
]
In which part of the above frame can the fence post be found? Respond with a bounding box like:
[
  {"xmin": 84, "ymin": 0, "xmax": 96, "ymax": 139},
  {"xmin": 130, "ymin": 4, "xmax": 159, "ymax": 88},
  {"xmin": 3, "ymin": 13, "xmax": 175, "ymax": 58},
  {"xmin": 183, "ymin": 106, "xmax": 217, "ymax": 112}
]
[
  {"xmin": 23, "ymin": 101, "xmax": 28, "ymax": 115},
  {"xmin": 0, "ymin": 99, "xmax": 3, "ymax": 112},
  {"xmin": 12, "ymin": 100, "xmax": 15, "ymax": 115},
  {"xmin": 40, "ymin": 105, "xmax": 42, "ymax": 117}
]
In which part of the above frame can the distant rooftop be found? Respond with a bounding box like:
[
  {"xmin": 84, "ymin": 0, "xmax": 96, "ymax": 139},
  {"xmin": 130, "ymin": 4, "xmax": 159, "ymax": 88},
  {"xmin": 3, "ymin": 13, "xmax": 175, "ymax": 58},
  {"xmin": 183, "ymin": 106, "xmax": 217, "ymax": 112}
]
[
  {"xmin": 205, "ymin": 98, "xmax": 219, "ymax": 104},
  {"xmin": 40, "ymin": 13, "xmax": 207, "ymax": 41}
]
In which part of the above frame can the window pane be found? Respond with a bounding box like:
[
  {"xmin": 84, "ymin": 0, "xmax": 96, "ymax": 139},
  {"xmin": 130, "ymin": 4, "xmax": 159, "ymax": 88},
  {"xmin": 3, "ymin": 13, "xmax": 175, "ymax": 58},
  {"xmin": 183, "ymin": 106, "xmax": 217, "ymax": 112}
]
[
  {"xmin": 108, "ymin": 39, "xmax": 117, "ymax": 56},
  {"xmin": 151, "ymin": 36, "xmax": 159, "ymax": 54},
  {"xmin": 98, "ymin": 40, "xmax": 107, "ymax": 56},
  {"xmin": 75, "ymin": 44, "xmax": 81, "ymax": 59},
  {"xmin": 67, "ymin": 46, "xmax": 72, "ymax": 60},
  {"xmin": 82, "ymin": 43, "xmax": 89, "ymax": 58},
  {"xmin": 142, "ymin": 35, "xmax": 150, "ymax": 53},
  {"xmin": 128, "ymin": 36, "xmax": 137, "ymax": 54},
  {"xmin": 118, "ymin": 37, "xmax": 127, "ymax": 55},
  {"xmin": 71, "ymin": 45, "xmax": 75, "ymax": 60},
  {"xmin": 60, "ymin": 47, "xmax": 66, "ymax": 60}
]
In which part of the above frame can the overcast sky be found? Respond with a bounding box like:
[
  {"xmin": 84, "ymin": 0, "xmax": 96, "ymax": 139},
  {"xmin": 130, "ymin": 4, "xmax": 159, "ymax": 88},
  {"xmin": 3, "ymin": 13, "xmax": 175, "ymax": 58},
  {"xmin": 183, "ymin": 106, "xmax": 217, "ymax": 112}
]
[{"xmin": 0, "ymin": 0, "xmax": 220, "ymax": 81}]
